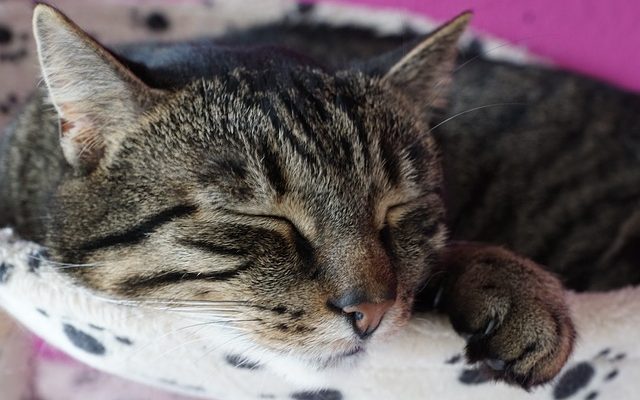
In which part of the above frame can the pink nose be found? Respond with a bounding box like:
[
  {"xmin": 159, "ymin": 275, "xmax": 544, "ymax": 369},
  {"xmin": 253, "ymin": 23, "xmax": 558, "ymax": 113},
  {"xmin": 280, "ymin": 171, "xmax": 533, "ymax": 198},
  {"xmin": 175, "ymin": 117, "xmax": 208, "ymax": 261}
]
[{"xmin": 343, "ymin": 300, "xmax": 394, "ymax": 338}]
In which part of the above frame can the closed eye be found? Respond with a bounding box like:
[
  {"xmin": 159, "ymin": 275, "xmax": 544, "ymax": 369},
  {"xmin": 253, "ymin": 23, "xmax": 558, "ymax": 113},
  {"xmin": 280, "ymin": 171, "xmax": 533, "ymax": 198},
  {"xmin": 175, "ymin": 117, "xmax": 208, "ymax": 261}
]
[
  {"xmin": 383, "ymin": 201, "xmax": 416, "ymax": 228},
  {"xmin": 177, "ymin": 239, "xmax": 249, "ymax": 257},
  {"xmin": 222, "ymin": 209, "xmax": 315, "ymax": 266},
  {"xmin": 379, "ymin": 201, "xmax": 416, "ymax": 251},
  {"xmin": 223, "ymin": 209, "xmax": 303, "ymax": 233}
]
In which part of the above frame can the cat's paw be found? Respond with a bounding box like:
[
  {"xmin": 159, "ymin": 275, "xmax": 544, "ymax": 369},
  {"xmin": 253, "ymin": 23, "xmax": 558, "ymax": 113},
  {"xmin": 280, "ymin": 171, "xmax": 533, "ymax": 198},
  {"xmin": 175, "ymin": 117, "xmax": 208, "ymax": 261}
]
[{"xmin": 439, "ymin": 243, "xmax": 575, "ymax": 389}]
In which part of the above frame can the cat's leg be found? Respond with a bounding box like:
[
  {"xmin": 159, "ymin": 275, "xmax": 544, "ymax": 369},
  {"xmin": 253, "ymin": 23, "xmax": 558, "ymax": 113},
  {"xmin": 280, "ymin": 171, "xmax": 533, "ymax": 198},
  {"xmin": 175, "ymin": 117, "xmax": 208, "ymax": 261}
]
[{"xmin": 423, "ymin": 241, "xmax": 575, "ymax": 388}]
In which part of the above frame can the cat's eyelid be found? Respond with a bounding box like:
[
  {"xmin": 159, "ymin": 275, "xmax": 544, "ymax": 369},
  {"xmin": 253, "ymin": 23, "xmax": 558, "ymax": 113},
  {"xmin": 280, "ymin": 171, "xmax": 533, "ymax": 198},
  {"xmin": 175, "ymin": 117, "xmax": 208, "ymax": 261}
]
[
  {"xmin": 222, "ymin": 208, "xmax": 284, "ymax": 221},
  {"xmin": 222, "ymin": 208, "xmax": 307, "ymax": 237},
  {"xmin": 385, "ymin": 201, "xmax": 414, "ymax": 219},
  {"xmin": 224, "ymin": 200, "xmax": 317, "ymax": 239},
  {"xmin": 386, "ymin": 200, "xmax": 416, "ymax": 212},
  {"xmin": 380, "ymin": 199, "xmax": 423, "ymax": 228}
]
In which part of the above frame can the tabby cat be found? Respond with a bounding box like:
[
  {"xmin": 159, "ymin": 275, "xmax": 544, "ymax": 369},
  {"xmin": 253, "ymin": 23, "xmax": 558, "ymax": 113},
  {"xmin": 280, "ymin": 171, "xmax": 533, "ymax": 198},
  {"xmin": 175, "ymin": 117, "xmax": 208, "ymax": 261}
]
[{"xmin": 9, "ymin": 3, "xmax": 640, "ymax": 389}]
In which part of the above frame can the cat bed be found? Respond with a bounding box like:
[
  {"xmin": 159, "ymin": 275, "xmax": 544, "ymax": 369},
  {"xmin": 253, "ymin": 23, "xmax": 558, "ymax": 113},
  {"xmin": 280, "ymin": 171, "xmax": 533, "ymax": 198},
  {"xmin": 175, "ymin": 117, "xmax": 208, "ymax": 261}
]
[
  {"xmin": 1, "ymin": 1, "xmax": 639, "ymax": 399},
  {"xmin": 1, "ymin": 230, "xmax": 640, "ymax": 400}
]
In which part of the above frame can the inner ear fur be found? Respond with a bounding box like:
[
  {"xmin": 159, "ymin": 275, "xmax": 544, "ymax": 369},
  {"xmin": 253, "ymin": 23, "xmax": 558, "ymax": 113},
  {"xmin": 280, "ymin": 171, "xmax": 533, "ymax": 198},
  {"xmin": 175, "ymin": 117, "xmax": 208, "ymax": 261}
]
[
  {"xmin": 380, "ymin": 12, "xmax": 471, "ymax": 110},
  {"xmin": 33, "ymin": 3, "xmax": 164, "ymax": 171}
]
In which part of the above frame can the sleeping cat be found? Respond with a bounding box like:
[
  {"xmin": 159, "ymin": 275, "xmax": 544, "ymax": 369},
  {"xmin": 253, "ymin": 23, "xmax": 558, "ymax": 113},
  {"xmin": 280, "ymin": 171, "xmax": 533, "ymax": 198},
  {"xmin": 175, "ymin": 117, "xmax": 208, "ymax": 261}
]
[{"xmin": 1, "ymin": 3, "xmax": 615, "ymax": 389}]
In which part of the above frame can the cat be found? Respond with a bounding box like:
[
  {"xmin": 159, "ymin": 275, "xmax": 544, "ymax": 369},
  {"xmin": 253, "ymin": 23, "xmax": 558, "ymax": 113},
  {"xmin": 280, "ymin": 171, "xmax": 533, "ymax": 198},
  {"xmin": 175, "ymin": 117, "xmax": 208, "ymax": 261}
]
[{"xmin": 0, "ymin": 3, "xmax": 603, "ymax": 389}]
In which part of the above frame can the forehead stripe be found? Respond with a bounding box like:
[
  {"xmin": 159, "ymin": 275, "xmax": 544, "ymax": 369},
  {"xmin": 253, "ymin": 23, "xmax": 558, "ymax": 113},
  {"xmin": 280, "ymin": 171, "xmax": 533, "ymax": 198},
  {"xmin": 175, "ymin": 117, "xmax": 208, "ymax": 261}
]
[{"xmin": 260, "ymin": 141, "xmax": 288, "ymax": 196}]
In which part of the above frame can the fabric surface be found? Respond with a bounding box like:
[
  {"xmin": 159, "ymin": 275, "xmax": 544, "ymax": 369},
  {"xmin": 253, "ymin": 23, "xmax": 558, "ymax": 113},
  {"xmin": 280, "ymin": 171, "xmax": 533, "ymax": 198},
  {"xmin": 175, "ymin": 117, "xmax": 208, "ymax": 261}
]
[{"xmin": 0, "ymin": 1, "xmax": 638, "ymax": 399}]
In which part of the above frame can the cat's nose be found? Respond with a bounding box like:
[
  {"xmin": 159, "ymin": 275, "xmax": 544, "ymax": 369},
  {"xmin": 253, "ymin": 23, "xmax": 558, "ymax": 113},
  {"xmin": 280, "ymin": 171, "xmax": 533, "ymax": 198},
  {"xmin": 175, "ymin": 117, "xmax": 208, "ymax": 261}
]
[{"xmin": 342, "ymin": 300, "xmax": 394, "ymax": 339}]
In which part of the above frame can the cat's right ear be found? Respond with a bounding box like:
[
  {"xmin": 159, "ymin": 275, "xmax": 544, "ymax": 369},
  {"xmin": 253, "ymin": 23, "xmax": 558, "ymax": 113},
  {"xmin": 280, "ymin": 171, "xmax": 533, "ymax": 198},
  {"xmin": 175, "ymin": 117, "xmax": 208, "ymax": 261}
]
[
  {"xmin": 33, "ymin": 4, "xmax": 164, "ymax": 172},
  {"xmin": 358, "ymin": 12, "xmax": 471, "ymax": 112}
]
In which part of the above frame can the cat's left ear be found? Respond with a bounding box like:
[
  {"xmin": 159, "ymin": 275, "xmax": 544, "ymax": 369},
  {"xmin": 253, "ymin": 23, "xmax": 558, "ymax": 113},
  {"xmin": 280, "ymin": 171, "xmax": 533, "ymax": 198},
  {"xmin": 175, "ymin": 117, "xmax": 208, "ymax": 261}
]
[
  {"xmin": 33, "ymin": 4, "xmax": 164, "ymax": 171},
  {"xmin": 363, "ymin": 12, "xmax": 471, "ymax": 110}
]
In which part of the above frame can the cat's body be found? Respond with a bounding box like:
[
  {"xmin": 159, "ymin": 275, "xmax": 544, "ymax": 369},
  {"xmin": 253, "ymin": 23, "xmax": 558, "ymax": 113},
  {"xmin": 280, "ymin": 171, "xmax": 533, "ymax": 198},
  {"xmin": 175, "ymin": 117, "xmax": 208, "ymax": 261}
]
[{"xmin": 3, "ymin": 22, "xmax": 639, "ymax": 291}]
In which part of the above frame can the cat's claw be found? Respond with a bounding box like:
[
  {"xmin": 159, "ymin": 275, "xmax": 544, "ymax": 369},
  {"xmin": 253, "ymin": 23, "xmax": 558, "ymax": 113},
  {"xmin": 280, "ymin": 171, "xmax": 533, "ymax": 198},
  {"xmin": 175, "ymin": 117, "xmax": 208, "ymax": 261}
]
[
  {"xmin": 485, "ymin": 358, "xmax": 506, "ymax": 371},
  {"xmin": 432, "ymin": 286, "xmax": 444, "ymax": 308}
]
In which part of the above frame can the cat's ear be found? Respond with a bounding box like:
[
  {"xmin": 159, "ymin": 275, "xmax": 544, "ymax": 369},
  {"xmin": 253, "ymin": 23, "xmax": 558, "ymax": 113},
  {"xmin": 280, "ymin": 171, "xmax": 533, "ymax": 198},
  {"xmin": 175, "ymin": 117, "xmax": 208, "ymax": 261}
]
[
  {"xmin": 33, "ymin": 4, "xmax": 163, "ymax": 171},
  {"xmin": 367, "ymin": 12, "xmax": 471, "ymax": 110}
]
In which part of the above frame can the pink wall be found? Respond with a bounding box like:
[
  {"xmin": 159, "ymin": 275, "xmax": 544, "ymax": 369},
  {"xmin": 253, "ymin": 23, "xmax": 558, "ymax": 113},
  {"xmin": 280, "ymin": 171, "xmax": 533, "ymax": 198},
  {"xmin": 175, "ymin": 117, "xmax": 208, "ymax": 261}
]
[{"xmin": 323, "ymin": 0, "xmax": 640, "ymax": 92}]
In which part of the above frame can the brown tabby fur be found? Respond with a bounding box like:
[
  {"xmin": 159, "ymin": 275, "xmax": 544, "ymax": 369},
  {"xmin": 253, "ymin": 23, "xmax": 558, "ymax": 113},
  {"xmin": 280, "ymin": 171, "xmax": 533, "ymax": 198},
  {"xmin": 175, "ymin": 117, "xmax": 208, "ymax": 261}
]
[{"xmin": 2, "ymin": 4, "xmax": 620, "ymax": 388}]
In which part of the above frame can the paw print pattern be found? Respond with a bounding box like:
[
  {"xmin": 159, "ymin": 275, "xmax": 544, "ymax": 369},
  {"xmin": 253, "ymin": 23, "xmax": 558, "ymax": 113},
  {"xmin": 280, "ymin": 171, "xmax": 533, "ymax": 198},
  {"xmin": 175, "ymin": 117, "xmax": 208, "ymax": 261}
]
[
  {"xmin": 446, "ymin": 347, "xmax": 625, "ymax": 399},
  {"xmin": 0, "ymin": 93, "xmax": 21, "ymax": 115},
  {"xmin": 0, "ymin": 24, "xmax": 29, "ymax": 63},
  {"xmin": 58, "ymin": 320, "xmax": 137, "ymax": 357},
  {"xmin": 296, "ymin": 2, "xmax": 316, "ymax": 15},
  {"xmin": 130, "ymin": 9, "xmax": 171, "ymax": 33},
  {"xmin": 445, "ymin": 352, "xmax": 494, "ymax": 385},
  {"xmin": 552, "ymin": 348, "xmax": 625, "ymax": 400},
  {"xmin": 0, "ymin": 25, "xmax": 12, "ymax": 45}
]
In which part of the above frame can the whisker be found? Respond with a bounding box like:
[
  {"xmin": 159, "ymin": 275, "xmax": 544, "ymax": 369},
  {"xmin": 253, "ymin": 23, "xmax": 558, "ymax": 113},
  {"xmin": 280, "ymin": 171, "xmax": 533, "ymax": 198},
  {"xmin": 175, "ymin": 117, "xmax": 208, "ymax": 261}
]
[
  {"xmin": 426, "ymin": 31, "xmax": 562, "ymax": 113},
  {"xmin": 44, "ymin": 263, "xmax": 104, "ymax": 270},
  {"xmin": 193, "ymin": 331, "xmax": 259, "ymax": 364},
  {"xmin": 151, "ymin": 326, "xmax": 255, "ymax": 363},
  {"xmin": 94, "ymin": 296, "xmax": 250, "ymax": 307},
  {"xmin": 415, "ymin": 268, "xmax": 446, "ymax": 297},
  {"xmin": 174, "ymin": 319, "xmax": 260, "ymax": 332},
  {"xmin": 454, "ymin": 42, "xmax": 513, "ymax": 75},
  {"xmin": 121, "ymin": 316, "xmax": 254, "ymax": 363},
  {"xmin": 158, "ymin": 306, "xmax": 245, "ymax": 312},
  {"xmin": 91, "ymin": 296, "xmax": 254, "ymax": 320},
  {"xmin": 21, "ymin": 252, "xmax": 104, "ymax": 271},
  {"xmin": 118, "ymin": 298, "xmax": 250, "ymax": 305},
  {"xmin": 428, "ymin": 102, "xmax": 526, "ymax": 134},
  {"xmin": 160, "ymin": 310, "xmax": 246, "ymax": 318}
]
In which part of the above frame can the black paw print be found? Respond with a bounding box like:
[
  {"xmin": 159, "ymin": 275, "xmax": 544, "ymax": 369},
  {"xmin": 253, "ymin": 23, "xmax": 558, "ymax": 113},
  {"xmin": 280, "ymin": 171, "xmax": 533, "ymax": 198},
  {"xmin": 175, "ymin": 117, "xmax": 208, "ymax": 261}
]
[
  {"xmin": 552, "ymin": 348, "xmax": 625, "ymax": 400},
  {"xmin": 0, "ymin": 92, "xmax": 20, "ymax": 115},
  {"xmin": 0, "ymin": 24, "xmax": 29, "ymax": 63},
  {"xmin": 445, "ymin": 352, "xmax": 493, "ymax": 385},
  {"xmin": 130, "ymin": 9, "xmax": 171, "ymax": 33},
  {"xmin": 446, "ymin": 347, "xmax": 625, "ymax": 398},
  {"xmin": 0, "ymin": 25, "xmax": 11, "ymax": 44},
  {"xmin": 296, "ymin": 2, "xmax": 316, "ymax": 15}
]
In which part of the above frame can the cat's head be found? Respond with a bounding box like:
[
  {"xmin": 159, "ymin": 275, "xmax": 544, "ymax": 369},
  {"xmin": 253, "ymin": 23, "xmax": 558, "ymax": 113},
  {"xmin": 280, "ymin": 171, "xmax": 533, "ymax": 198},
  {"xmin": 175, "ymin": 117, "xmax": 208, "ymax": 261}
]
[{"xmin": 33, "ymin": 4, "xmax": 468, "ymax": 373}]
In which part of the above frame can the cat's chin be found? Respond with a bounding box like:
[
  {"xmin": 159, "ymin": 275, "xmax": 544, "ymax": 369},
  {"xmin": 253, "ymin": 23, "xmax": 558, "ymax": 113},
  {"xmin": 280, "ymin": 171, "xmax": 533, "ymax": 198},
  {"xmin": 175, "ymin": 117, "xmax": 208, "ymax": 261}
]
[{"xmin": 262, "ymin": 304, "xmax": 410, "ymax": 387}]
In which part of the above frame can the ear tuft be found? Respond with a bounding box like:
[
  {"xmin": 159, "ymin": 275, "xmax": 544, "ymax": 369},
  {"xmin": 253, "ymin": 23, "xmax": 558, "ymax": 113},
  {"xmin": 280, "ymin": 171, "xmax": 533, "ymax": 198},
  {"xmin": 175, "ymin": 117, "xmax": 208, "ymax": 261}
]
[
  {"xmin": 33, "ymin": 4, "xmax": 159, "ymax": 171},
  {"xmin": 382, "ymin": 11, "xmax": 472, "ymax": 111}
]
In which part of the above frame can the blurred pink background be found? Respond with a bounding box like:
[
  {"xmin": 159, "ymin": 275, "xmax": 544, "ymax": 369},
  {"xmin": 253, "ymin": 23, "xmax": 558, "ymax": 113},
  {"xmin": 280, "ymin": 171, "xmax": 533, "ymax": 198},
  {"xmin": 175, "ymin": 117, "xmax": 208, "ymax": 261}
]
[{"xmin": 322, "ymin": 0, "xmax": 640, "ymax": 92}]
